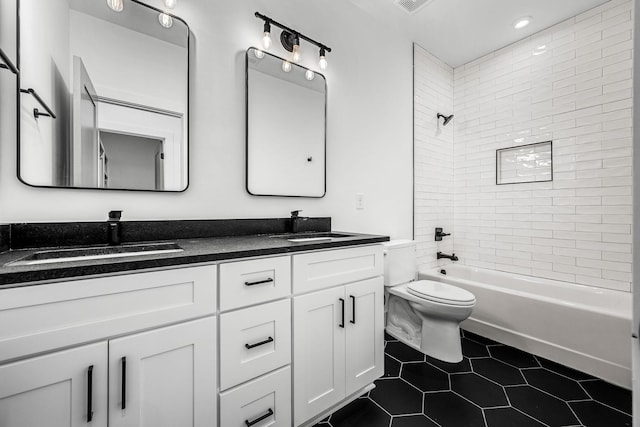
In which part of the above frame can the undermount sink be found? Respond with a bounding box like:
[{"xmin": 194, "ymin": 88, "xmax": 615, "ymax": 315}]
[
  {"xmin": 8, "ymin": 242, "xmax": 184, "ymax": 266},
  {"xmin": 269, "ymin": 232, "xmax": 353, "ymax": 243}
]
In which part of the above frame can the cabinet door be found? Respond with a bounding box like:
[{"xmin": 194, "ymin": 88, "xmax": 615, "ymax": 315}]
[
  {"xmin": 0, "ymin": 342, "xmax": 108, "ymax": 427},
  {"xmin": 345, "ymin": 277, "xmax": 385, "ymax": 394},
  {"xmin": 293, "ymin": 287, "xmax": 346, "ymax": 426},
  {"xmin": 108, "ymin": 317, "xmax": 216, "ymax": 427}
]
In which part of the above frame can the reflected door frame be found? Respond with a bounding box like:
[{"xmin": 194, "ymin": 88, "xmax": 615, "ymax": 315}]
[{"xmin": 96, "ymin": 99, "xmax": 184, "ymax": 191}]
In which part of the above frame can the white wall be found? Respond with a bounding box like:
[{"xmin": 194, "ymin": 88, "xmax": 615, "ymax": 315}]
[
  {"xmin": 18, "ymin": 0, "xmax": 70, "ymax": 186},
  {"xmin": 70, "ymin": 10, "xmax": 187, "ymax": 113},
  {"xmin": 0, "ymin": 0, "xmax": 414, "ymax": 240},
  {"xmin": 413, "ymin": 45, "xmax": 455, "ymax": 269},
  {"xmin": 427, "ymin": 0, "xmax": 633, "ymax": 292}
]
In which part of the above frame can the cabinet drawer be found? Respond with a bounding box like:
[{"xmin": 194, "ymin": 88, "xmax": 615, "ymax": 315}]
[
  {"xmin": 293, "ymin": 245, "xmax": 384, "ymax": 294},
  {"xmin": 220, "ymin": 366, "xmax": 291, "ymax": 427},
  {"xmin": 219, "ymin": 299, "xmax": 291, "ymax": 390},
  {"xmin": 219, "ymin": 256, "xmax": 291, "ymax": 311},
  {"xmin": 0, "ymin": 265, "xmax": 217, "ymax": 363}
]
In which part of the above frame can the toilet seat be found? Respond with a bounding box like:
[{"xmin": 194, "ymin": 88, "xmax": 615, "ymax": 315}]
[{"xmin": 407, "ymin": 280, "xmax": 475, "ymax": 306}]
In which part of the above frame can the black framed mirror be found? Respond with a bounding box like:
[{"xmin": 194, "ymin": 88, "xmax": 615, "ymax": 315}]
[
  {"xmin": 246, "ymin": 47, "xmax": 326, "ymax": 198},
  {"xmin": 17, "ymin": 0, "xmax": 189, "ymax": 191}
]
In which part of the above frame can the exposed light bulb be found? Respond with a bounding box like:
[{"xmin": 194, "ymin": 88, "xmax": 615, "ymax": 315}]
[
  {"xmin": 262, "ymin": 32, "xmax": 272, "ymax": 50},
  {"xmin": 106, "ymin": 0, "xmax": 124, "ymax": 12},
  {"xmin": 318, "ymin": 48, "xmax": 328, "ymax": 70},
  {"xmin": 282, "ymin": 61, "xmax": 292, "ymax": 73},
  {"xmin": 292, "ymin": 44, "xmax": 301, "ymax": 63},
  {"xmin": 262, "ymin": 22, "xmax": 272, "ymax": 50},
  {"xmin": 291, "ymin": 34, "xmax": 301, "ymax": 63},
  {"xmin": 163, "ymin": 0, "xmax": 177, "ymax": 9},
  {"xmin": 305, "ymin": 69, "xmax": 315, "ymax": 81},
  {"xmin": 254, "ymin": 49, "xmax": 265, "ymax": 59},
  {"xmin": 158, "ymin": 12, "xmax": 173, "ymax": 28},
  {"xmin": 319, "ymin": 55, "xmax": 328, "ymax": 70}
]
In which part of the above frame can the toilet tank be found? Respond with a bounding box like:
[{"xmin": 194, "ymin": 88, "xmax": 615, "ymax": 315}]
[{"xmin": 382, "ymin": 240, "xmax": 417, "ymax": 286}]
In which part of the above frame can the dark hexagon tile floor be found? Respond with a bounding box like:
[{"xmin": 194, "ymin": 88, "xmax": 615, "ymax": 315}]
[{"xmin": 313, "ymin": 329, "xmax": 632, "ymax": 427}]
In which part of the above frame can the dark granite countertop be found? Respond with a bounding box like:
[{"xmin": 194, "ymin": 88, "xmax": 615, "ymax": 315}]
[{"xmin": 0, "ymin": 232, "xmax": 389, "ymax": 288}]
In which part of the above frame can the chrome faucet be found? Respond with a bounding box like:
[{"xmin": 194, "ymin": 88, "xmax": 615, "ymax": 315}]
[
  {"xmin": 290, "ymin": 210, "xmax": 309, "ymax": 233},
  {"xmin": 107, "ymin": 210, "xmax": 122, "ymax": 245},
  {"xmin": 437, "ymin": 252, "xmax": 458, "ymax": 261}
]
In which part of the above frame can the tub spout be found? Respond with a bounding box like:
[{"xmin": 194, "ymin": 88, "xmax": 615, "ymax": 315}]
[{"xmin": 437, "ymin": 252, "xmax": 458, "ymax": 261}]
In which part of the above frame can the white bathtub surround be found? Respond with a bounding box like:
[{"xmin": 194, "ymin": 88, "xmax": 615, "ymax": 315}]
[
  {"xmin": 413, "ymin": 46, "xmax": 455, "ymax": 269},
  {"xmin": 452, "ymin": 0, "xmax": 634, "ymax": 292},
  {"xmin": 414, "ymin": 0, "xmax": 634, "ymax": 292},
  {"xmin": 419, "ymin": 265, "xmax": 632, "ymax": 388}
]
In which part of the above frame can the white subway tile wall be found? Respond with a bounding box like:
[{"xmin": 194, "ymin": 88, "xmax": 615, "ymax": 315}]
[
  {"xmin": 414, "ymin": 47, "xmax": 454, "ymax": 269},
  {"xmin": 415, "ymin": 0, "xmax": 633, "ymax": 292}
]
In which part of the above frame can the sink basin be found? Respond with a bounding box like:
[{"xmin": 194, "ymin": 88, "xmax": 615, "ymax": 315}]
[
  {"xmin": 269, "ymin": 232, "xmax": 353, "ymax": 243},
  {"xmin": 8, "ymin": 242, "xmax": 184, "ymax": 266}
]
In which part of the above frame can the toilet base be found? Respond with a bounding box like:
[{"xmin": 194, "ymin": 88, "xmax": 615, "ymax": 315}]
[
  {"xmin": 419, "ymin": 316, "xmax": 463, "ymax": 363},
  {"xmin": 386, "ymin": 293, "xmax": 465, "ymax": 363}
]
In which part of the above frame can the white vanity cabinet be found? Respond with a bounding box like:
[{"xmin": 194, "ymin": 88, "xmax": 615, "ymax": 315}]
[
  {"xmin": 0, "ymin": 265, "xmax": 217, "ymax": 427},
  {"xmin": 292, "ymin": 246, "xmax": 385, "ymax": 426},
  {"xmin": 218, "ymin": 256, "xmax": 292, "ymax": 427}
]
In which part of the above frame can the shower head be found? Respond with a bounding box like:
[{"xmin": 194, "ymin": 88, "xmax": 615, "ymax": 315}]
[{"xmin": 437, "ymin": 113, "xmax": 454, "ymax": 126}]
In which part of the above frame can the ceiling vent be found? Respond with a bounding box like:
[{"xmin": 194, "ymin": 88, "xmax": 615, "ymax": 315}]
[{"xmin": 394, "ymin": 0, "xmax": 434, "ymax": 15}]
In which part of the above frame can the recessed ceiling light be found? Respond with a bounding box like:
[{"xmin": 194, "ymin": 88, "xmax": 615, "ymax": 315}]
[{"xmin": 513, "ymin": 16, "xmax": 532, "ymax": 29}]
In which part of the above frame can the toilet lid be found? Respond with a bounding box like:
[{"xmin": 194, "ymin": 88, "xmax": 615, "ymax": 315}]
[{"xmin": 407, "ymin": 280, "xmax": 475, "ymax": 306}]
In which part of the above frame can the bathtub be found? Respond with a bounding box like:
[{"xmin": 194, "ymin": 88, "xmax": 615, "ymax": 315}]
[{"xmin": 419, "ymin": 265, "xmax": 632, "ymax": 388}]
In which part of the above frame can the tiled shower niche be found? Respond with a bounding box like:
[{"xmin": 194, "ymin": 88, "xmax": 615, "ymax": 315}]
[{"xmin": 496, "ymin": 141, "xmax": 553, "ymax": 185}]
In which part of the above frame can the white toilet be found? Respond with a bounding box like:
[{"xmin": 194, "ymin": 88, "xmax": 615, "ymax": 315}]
[{"xmin": 383, "ymin": 240, "xmax": 475, "ymax": 363}]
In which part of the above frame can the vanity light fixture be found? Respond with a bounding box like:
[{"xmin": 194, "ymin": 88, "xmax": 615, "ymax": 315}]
[
  {"xmin": 305, "ymin": 69, "xmax": 315, "ymax": 81},
  {"xmin": 255, "ymin": 12, "xmax": 331, "ymax": 71},
  {"xmin": 107, "ymin": 0, "xmax": 124, "ymax": 12},
  {"xmin": 163, "ymin": 0, "xmax": 177, "ymax": 9},
  {"xmin": 282, "ymin": 61, "xmax": 292, "ymax": 73},
  {"xmin": 513, "ymin": 16, "xmax": 532, "ymax": 29}
]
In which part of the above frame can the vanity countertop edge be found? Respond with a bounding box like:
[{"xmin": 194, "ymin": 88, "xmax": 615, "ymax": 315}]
[{"xmin": 0, "ymin": 233, "xmax": 389, "ymax": 288}]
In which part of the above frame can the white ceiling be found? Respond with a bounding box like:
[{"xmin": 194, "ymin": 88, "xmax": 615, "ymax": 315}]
[{"xmin": 347, "ymin": 0, "xmax": 612, "ymax": 68}]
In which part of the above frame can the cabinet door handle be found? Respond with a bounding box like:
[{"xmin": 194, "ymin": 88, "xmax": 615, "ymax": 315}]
[
  {"xmin": 87, "ymin": 365, "xmax": 94, "ymax": 422},
  {"xmin": 339, "ymin": 298, "xmax": 345, "ymax": 328},
  {"xmin": 244, "ymin": 278, "xmax": 273, "ymax": 286},
  {"xmin": 350, "ymin": 295, "xmax": 356, "ymax": 324},
  {"xmin": 121, "ymin": 357, "xmax": 126, "ymax": 410},
  {"xmin": 245, "ymin": 408, "xmax": 273, "ymax": 426},
  {"xmin": 245, "ymin": 336, "xmax": 274, "ymax": 349}
]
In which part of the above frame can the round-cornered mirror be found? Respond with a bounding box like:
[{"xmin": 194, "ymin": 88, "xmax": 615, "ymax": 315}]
[
  {"xmin": 17, "ymin": 0, "xmax": 189, "ymax": 191},
  {"xmin": 246, "ymin": 47, "xmax": 326, "ymax": 198}
]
